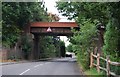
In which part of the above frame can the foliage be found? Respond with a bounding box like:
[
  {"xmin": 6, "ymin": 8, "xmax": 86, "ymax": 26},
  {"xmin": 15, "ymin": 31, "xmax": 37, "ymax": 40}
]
[
  {"xmin": 39, "ymin": 36, "xmax": 61, "ymax": 58},
  {"xmin": 72, "ymin": 20, "xmax": 97, "ymax": 48},
  {"xmin": 52, "ymin": 36, "xmax": 61, "ymax": 57},
  {"xmin": 103, "ymin": 18, "xmax": 120, "ymax": 60},
  {"xmin": 0, "ymin": 21, "xmax": 2, "ymax": 46},
  {"xmin": 56, "ymin": 2, "xmax": 120, "ymax": 73},
  {"xmin": 85, "ymin": 68, "xmax": 105, "ymax": 76},
  {"xmin": 56, "ymin": 2, "xmax": 102, "ymax": 70},
  {"xmin": 103, "ymin": 3, "xmax": 120, "ymax": 62},
  {"xmin": 71, "ymin": 21, "xmax": 98, "ymax": 70},
  {"xmin": 2, "ymin": 2, "xmax": 57, "ymax": 60},
  {"xmin": 66, "ymin": 44, "xmax": 73, "ymax": 52},
  {"xmin": 2, "ymin": 24, "xmax": 21, "ymax": 47},
  {"xmin": 59, "ymin": 41, "xmax": 66, "ymax": 57},
  {"xmin": 59, "ymin": 40, "xmax": 65, "ymax": 47},
  {"xmin": 56, "ymin": 2, "xmax": 108, "ymax": 25},
  {"xmin": 76, "ymin": 49, "xmax": 89, "ymax": 70},
  {"xmin": 38, "ymin": 36, "xmax": 66, "ymax": 58},
  {"xmin": 21, "ymin": 35, "xmax": 31, "ymax": 59},
  {"xmin": 102, "ymin": 3, "xmax": 120, "ymax": 74},
  {"xmin": 48, "ymin": 13, "xmax": 60, "ymax": 22},
  {"xmin": 2, "ymin": 2, "xmax": 48, "ymax": 47}
]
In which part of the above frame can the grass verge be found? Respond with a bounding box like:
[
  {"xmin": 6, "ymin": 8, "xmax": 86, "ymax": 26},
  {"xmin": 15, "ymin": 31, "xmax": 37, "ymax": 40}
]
[{"xmin": 84, "ymin": 68, "xmax": 106, "ymax": 77}]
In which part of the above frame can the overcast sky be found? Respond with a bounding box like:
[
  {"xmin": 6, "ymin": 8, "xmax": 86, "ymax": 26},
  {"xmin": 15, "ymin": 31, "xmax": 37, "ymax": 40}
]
[
  {"xmin": 44, "ymin": 0, "xmax": 71, "ymax": 47},
  {"xmin": 44, "ymin": 0, "xmax": 73, "ymax": 22}
]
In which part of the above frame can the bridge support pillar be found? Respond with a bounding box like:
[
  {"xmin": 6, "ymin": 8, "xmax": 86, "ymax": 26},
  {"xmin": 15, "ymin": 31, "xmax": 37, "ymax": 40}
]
[{"xmin": 33, "ymin": 34, "xmax": 39, "ymax": 60}]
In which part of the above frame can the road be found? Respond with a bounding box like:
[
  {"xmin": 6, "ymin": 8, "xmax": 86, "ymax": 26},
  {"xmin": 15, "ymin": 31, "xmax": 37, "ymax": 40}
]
[{"xmin": 1, "ymin": 57, "xmax": 83, "ymax": 76}]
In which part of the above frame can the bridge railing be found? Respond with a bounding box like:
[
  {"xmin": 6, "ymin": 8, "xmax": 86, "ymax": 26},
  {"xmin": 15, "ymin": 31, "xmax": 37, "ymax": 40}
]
[{"xmin": 90, "ymin": 52, "xmax": 120, "ymax": 77}]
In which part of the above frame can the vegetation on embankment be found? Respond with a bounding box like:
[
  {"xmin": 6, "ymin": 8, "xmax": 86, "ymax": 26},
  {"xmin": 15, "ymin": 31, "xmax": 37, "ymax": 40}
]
[
  {"xmin": 57, "ymin": 2, "xmax": 120, "ymax": 75},
  {"xmin": 76, "ymin": 52, "xmax": 105, "ymax": 76}
]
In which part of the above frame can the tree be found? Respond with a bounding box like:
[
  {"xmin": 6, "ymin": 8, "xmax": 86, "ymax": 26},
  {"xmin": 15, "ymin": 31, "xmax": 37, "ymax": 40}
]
[
  {"xmin": 2, "ymin": 2, "xmax": 48, "ymax": 47},
  {"xmin": 56, "ymin": 2, "xmax": 108, "ymax": 25},
  {"xmin": 66, "ymin": 44, "xmax": 73, "ymax": 52},
  {"xmin": 2, "ymin": 2, "xmax": 50, "ymax": 60},
  {"xmin": 56, "ymin": 2, "xmax": 120, "ymax": 71},
  {"xmin": 103, "ymin": 3, "xmax": 120, "ymax": 61},
  {"xmin": 38, "ymin": 36, "xmax": 56, "ymax": 58},
  {"xmin": 47, "ymin": 12, "xmax": 60, "ymax": 22},
  {"xmin": 59, "ymin": 41, "xmax": 66, "ymax": 57}
]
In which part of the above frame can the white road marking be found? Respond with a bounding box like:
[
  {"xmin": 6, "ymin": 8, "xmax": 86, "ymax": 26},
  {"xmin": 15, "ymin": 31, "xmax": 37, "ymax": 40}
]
[
  {"xmin": 34, "ymin": 64, "xmax": 43, "ymax": 68},
  {"xmin": 39, "ymin": 64, "xmax": 43, "ymax": 65},
  {"xmin": 19, "ymin": 69, "xmax": 30, "ymax": 75},
  {"xmin": 44, "ymin": 62, "xmax": 51, "ymax": 64},
  {"xmin": 34, "ymin": 65, "xmax": 40, "ymax": 68}
]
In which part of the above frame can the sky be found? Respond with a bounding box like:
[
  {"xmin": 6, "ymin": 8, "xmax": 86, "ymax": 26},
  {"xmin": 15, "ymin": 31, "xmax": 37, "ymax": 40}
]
[
  {"xmin": 43, "ymin": 0, "xmax": 74, "ymax": 22},
  {"xmin": 44, "ymin": 0, "xmax": 72, "ymax": 47}
]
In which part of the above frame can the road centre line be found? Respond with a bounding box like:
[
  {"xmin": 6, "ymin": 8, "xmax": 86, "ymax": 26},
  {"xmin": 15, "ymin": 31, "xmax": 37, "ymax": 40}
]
[
  {"xmin": 44, "ymin": 62, "xmax": 51, "ymax": 64},
  {"xmin": 20, "ymin": 63, "xmax": 44, "ymax": 75},
  {"xmin": 34, "ymin": 65, "xmax": 40, "ymax": 68},
  {"xmin": 34, "ymin": 62, "xmax": 51, "ymax": 68},
  {"xmin": 34, "ymin": 64, "xmax": 43, "ymax": 68},
  {"xmin": 39, "ymin": 64, "xmax": 43, "ymax": 65},
  {"xmin": 19, "ymin": 69, "xmax": 30, "ymax": 75}
]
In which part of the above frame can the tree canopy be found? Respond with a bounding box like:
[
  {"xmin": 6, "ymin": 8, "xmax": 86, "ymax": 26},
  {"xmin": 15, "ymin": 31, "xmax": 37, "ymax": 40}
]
[
  {"xmin": 2, "ymin": 2, "xmax": 48, "ymax": 47},
  {"xmin": 56, "ymin": 2, "xmax": 120, "ymax": 71}
]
